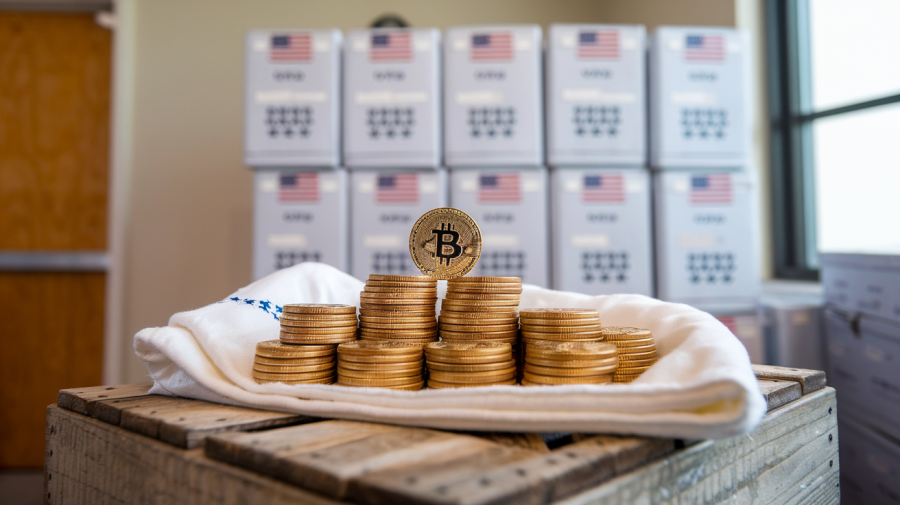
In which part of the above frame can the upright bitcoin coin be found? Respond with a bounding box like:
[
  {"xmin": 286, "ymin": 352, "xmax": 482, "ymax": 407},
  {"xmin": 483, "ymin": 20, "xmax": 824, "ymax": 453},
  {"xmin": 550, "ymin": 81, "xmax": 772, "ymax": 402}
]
[{"xmin": 409, "ymin": 208, "xmax": 482, "ymax": 279}]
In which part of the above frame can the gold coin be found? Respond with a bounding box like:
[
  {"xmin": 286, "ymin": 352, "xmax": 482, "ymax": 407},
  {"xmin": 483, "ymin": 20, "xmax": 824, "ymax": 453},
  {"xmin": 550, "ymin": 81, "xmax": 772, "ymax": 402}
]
[
  {"xmin": 363, "ymin": 285, "xmax": 437, "ymax": 294},
  {"xmin": 338, "ymin": 340, "xmax": 423, "ymax": 355},
  {"xmin": 368, "ymin": 274, "xmax": 436, "ymax": 283},
  {"xmin": 280, "ymin": 321, "xmax": 358, "ymax": 330},
  {"xmin": 385, "ymin": 381, "xmax": 425, "ymax": 391},
  {"xmin": 439, "ymin": 323, "xmax": 519, "ymax": 332},
  {"xmin": 524, "ymin": 356, "xmax": 618, "ymax": 368},
  {"xmin": 521, "ymin": 336, "xmax": 601, "ymax": 346},
  {"xmin": 447, "ymin": 286, "xmax": 523, "ymax": 294},
  {"xmin": 448, "ymin": 276, "xmax": 521, "ymax": 284},
  {"xmin": 252, "ymin": 369, "xmax": 336, "ymax": 381},
  {"xmin": 279, "ymin": 313, "xmax": 358, "ymax": 322},
  {"xmin": 280, "ymin": 334, "xmax": 358, "ymax": 345},
  {"xmin": 337, "ymin": 353, "xmax": 424, "ymax": 364},
  {"xmin": 440, "ymin": 338, "xmax": 519, "ymax": 347},
  {"xmin": 429, "ymin": 368, "xmax": 517, "ymax": 383},
  {"xmin": 618, "ymin": 351, "xmax": 659, "ymax": 361},
  {"xmin": 359, "ymin": 315, "xmax": 436, "ymax": 323},
  {"xmin": 616, "ymin": 365, "xmax": 655, "ymax": 374},
  {"xmin": 521, "ymin": 332, "xmax": 600, "ymax": 341},
  {"xmin": 337, "ymin": 366, "xmax": 423, "ymax": 379},
  {"xmin": 360, "ymin": 291, "xmax": 439, "ymax": 300},
  {"xmin": 440, "ymin": 330, "xmax": 519, "ymax": 340},
  {"xmin": 337, "ymin": 375, "xmax": 424, "ymax": 387},
  {"xmin": 523, "ymin": 363, "xmax": 617, "ymax": 377},
  {"xmin": 440, "ymin": 304, "xmax": 520, "ymax": 314},
  {"xmin": 525, "ymin": 341, "xmax": 618, "ymax": 359},
  {"xmin": 255, "ymin": 341, "xmax": 336, "ymax": 358},
  {"xmin": 439, "ymin": 308, "xmax": 518, "ymax": 318},
  {"xmin": 279, "ymin": 325, "xmax": 359, "ymax": 335},
  {"xmin": 425, "ymin": 341, "xmax": 512, "ymax": 356},
  {"xmin": 427, "ymin": 378, "xmax": 517, "ymax": 389},
  {"xmin": 359, "ymin": 308, "xmax": 435, "ymax": 317},
  {"xmin": 600, "ymin": 327, "xmax": 651, "ymax": 337},
  {"xmin": 252, "ymin": 362, "xmax": 335, "ymax": 373},
  {"xmin": 519, "ymin": 324, "xmax": 601, "ymax": 334},
  {"xmin": 439, "ymin": 315, "xmax": 518, "ymax": 325},
  {"xmin": 359, "ymin": 298, "xmax": 437, "ymax": 306},
  {"xmin": 359, "ymin": 336, "xmax": 436, "ymax": 346},
  {"xmin": 282, "ymin": 304, "xmax": 357, "ymax": 315},
  {"xmin": 359, "ymin": 327, "xmax": 438, "ymax": 336},
  {"xmin": 254, "ymin": 354, "xmax": 336, "ymax": 366},
  {"xmin": 444, "ymin": 293, "xmax": 521, "ymax": 301},
  {"xmin": 409, "ymin": 207, "xmax": 482, "ymax": 279},
  {"xmin": 361, "ymin": 321, "xmax": 438, "ymax": 330},
  {"xmin": 616, "ymin": 357, "xmax": 658, "ymax": 367},
  {"xmin": 441, "ymin": 298, "xmax": 521, "ymax": 307},
  {"xmin": 518, "ymin": 309, "xmax": 600, "ymax": 320},
  {"xmin": 426, "ymin": 359, "xmax": 516, "ymax": 372},
  {"xmin": 522, "ymin": 372, "xmax": 612, "ymax": 385},
  {"xmin": 254, "ymin": 376, "xmax": 336, "ymax": 385},
  {"xmin": 425, "ymin": 353, "xmax": 513, "ymax": 365},
  {"xmin": 606, "ymin": 339, "xmax": 656, "ymax": 350},
  {"xmin": 365, "ymin": 280, "xmax": 437, "ymax": 289},
  {"xmin": 337, "ymin": 359, "xmax": 424, "ymax": 371}
]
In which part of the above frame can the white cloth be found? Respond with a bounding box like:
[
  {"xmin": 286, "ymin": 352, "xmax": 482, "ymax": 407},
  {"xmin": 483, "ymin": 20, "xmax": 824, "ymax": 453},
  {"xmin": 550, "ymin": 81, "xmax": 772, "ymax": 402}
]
[{"xmin": 134, "ymin": 263, "xmax": 766, "ymax": 439}]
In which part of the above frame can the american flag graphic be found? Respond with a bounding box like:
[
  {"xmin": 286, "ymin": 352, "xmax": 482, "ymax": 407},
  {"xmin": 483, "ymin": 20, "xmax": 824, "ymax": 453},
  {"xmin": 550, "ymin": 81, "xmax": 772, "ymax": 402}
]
[
  {"xmin": 478, "ymin": 173, "xmax": 521, "ymax": 204},
  {"xmin": 578, "ymin": 31, "xmax": 620, "ymax": 59},
  {"xmin": 278, "ymin": 172, "xmax": 319, "ymax": 202},
  {"xmin": 718, "ymin": 316, "xmax": 738, "ymax": 335},
  {"xmin": 270, "ymin": 33, "xmax": 312, "ymax": 62},
  {"xmin": 690, "ymin": 174, "xmax": 732, "ymax": 205},
  {"xmin": 582, "ymin": 174, "xmax": 625, "ymax": 203},
  {"xmin": 471, "ymin": 32, "xmax": 514, "ymax": 62},
  {"xmin": 376, "ymin": 174, "xmax": 418, "ymax": 204},
  {"xmin": 685, "ymin": 34, "xmax": 725, "ymax": 62},
  {"xmin": 370, "ymin": 32, "xmax": 413, "ymax": 61}
]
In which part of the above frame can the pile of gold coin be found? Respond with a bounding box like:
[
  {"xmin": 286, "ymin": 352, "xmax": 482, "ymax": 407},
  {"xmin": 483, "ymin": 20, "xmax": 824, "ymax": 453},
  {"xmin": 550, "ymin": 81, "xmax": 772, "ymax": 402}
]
[
  {"xmin": 279, "ymin": 304, "xmax": 358, "ymax": 345},
  {"xmin": 519, "ymin": 309, "xmax": 603, "ymax": 345},
  {"xmin": 522, "ymin": 341, "xmax": 618, "ymax": 386},
  {"xmin": 425, "ymin": 342, "xmax": 517, "ymax": 388},
  {"xmin": 252, "ymin": 340, "xmax": 337, "ymax": 384},
  {"xmin": 336, "ymin": 341, "xmax": 425, "ymax": 390},
  {"xmin": 358, "ymin": 275, "xmax": 438, "ymax": 345},
  {"xmin": 599, "ymin": 327, "xmax": 658, "ymax": 383}
]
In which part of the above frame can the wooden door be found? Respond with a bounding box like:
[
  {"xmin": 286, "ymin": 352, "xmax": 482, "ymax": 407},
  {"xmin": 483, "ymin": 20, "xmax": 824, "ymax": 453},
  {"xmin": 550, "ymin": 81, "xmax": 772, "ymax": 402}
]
[{"xmin": 0, "ymin": 12, "xmax": 111, "ymax": 468}]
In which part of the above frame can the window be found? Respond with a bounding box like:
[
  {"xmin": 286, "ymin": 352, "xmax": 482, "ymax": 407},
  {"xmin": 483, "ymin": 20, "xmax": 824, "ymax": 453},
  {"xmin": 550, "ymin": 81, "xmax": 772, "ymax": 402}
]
[{"xmin": 767, "ymin": 0, "xmax": 900, "ymax": 279}]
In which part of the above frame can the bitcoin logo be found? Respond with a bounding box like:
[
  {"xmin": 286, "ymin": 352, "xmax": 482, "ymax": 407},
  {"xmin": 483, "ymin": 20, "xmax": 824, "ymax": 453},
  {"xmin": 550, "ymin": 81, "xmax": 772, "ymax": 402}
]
[{"xmin": 409, "ymin": 208, "xmax": 481, "ymax": 279}]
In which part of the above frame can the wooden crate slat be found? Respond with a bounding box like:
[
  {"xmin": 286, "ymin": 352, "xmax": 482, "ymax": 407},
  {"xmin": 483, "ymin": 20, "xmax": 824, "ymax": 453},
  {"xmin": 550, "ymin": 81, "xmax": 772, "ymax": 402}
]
[
  {"xmin": 752, "ymin": 364, "xmax": 827, "ymax": 395},
  {"xmin": 759, "ymin": 379, "xmax": 803, "ymax": 411},
  {"xmin": 45, "ymin": 405, "xmax": 340, "ymax": 505},
  {"xmin": 205, "ymin": 420, "xmax": 538, "ymax": 500},
  {"xmin": 555, "ymin": 388, "xmax": 839, "ymax": 505},
  {"xmin": 467, "ymin": 432, "xmax": 550, "ymax": 453},
  {"xmin": 57, "ymin": 382, "xmax": 153, "ymax": 416}
]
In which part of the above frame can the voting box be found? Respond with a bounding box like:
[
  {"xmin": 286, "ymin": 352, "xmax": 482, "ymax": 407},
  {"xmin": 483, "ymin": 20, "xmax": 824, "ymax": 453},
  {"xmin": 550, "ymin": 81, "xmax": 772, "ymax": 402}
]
[
  {"xmin": 549, "ymin": 168, "xmax": 652, "ymax": 295},
  {"xmin": 350, "ymin": 169, "xmax": 447, "ymax": 280},
  {"xmin": 546, "ymin": 24, "xmax": 646, "ymax": 167},
  {"xmin": 244, "ymin": 30, "xmax": 341, "ymax": 167},
  {"xmin": 653, "ymin": 170, "xmax": 760, "ymax": 308},
  {"xmin": 449, "ymin": 168, "xmax": 549, "ymax": 287},
  {"xmin": 444, "ymin": 26, "xmax": 543, "ymax": 167},
  {"xmin": 253, "ymin": 169, "xmax": 348, "ymax": 280},
  {"xmin": 649, "ymin": 27, "xmax": 750, "ymax": 169},
  {"xmin": 343, "ymin": 28, "xmax": 441, "ymax": 168}
]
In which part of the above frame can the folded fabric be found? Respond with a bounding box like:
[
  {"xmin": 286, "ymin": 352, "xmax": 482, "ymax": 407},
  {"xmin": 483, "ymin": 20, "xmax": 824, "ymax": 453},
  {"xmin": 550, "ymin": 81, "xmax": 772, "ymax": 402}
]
[{"xmin": 134, "ymin": 262, "xmax": 766, "ymax": 439}]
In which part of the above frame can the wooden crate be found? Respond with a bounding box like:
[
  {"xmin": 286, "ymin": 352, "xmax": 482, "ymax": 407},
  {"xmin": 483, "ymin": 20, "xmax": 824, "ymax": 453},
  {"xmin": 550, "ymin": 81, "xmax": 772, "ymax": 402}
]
[{"xmin": 44, "ymin": 365, "xmax": 839, "ymax": 504}]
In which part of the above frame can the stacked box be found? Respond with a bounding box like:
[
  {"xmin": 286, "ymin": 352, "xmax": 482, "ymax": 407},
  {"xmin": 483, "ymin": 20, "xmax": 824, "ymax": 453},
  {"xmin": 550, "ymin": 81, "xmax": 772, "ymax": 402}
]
[
  {"xmin": 244, "ymin": 29, "xmax": 341, "ymax": 167},
  {"xmin": 653, "ymin": 170, "xmax": 760, "ymax": 309},
  {"xmin": 759, "ymin": 283, "xmax": 825, "ymax": 370},
  {"xmin": 252, "ymin": 169, "xmax": 347, "ymax": 279},
  {"xmin": 649, "ymin": 26, "xmax": 750, "ymax": 169},
  {"xmin": 711, "ymin": 310, "xmax": 764, "ymax": 364},
  {"xmin": 837, "ymin": 412, "xmax": 900, "ymax": 505},
  {"xmin": 550, "ymin": 168, "xmax": 652, "ymax": 295},
  {"xmin": 343, "ymin": 28, "xmax": 441, "ymax": 168},
  {"xmin": 443, "ymin": 25, "xmax": 543, "ymax": 167},
  {"xmin": 449, "ymin": 168, "xmax": 549, "ymax": 287},
  {"xmin": 546, "ymin": 24, "xmax": 647, "ymax": 167},
  {"xmin": 350, "ymin": 169, "xmax": 447, "ymax": 280}
]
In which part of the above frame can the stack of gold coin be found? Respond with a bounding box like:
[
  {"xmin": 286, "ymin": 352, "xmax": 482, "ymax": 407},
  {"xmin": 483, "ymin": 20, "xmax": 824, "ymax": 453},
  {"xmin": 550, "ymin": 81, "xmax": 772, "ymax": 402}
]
[
  {"xmin": 358, "ymin": 275, "xmax": 438, "ymax": 345},
  {"xmin": 336, "ymin": 341, "xmax": 424, "ymax": 390},
  {"xmin": 252, "ymin": 340, "xmax": 337, "ymax": 384},
  {"xmin": 521, "ymin": 341, "xmax": 618, "ymax": 386},
  {"xmin": 425, "ymin": 342, "xmax": 517, "ymax": 388},
  {"xmin": 600, "ymin": 327, "xmax": 659, "ymax": 383},
  {"xmin": 279, "ymin": 304, "xmax": 358, "ymax": 344},
  {"xmin": 519, "ymin": 309, "xmax": 603, "ymax": 345},
  {"xmin": 439, "ymin": 277, "xmax": 521, "ymax": 344}
]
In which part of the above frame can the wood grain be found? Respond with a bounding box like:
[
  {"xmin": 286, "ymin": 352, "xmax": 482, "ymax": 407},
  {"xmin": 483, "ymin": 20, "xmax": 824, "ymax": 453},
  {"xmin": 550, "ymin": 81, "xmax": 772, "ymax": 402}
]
[
  {"xmin": 0, "ymin": 272, "xmax": 104, "ymax": 468},
  {"xmin": 752, "ymin": 364, "xmax": 827, "ymax": 395},
  {"xmin": 0, "ymin": 12, "xmax": 111, "ymax": 250},
  {"xmin": 57, "ymin": 382, "xmax": 153, "ymax": 416},
  {"xmin": 759, "ymin": 379, "xmax": 802, "ymax": 411},
  {"xmin": 44, "ymin": 406, "xmax": 340, "ymax": 505}
]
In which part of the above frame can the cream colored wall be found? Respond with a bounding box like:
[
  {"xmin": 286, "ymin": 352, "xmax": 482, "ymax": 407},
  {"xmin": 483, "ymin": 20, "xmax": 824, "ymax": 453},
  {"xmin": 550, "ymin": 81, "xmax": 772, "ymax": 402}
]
[{"xmin": 115, "ymin": 0, "xmax": 739, "ymax": 382}]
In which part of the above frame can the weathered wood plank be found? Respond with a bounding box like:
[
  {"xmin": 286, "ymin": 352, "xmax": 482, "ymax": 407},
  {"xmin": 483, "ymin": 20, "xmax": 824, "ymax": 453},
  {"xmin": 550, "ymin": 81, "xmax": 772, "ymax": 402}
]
[
  {"xmin": 467, "ymin": 432, "xmax": 550, "ymax": 453},
  {"xmin": 759, "ymin": 378, "xmax": 803, "ymax": 412},
  {"xmin": 44, "ymin": 405, "xmax": 339, "ymax": 505},
  {"xmin": 555, "ymin": 388, "xmax": 839, "ymax": 505},
  {"xmin": 752, "ymin": 364, "xmax": 827, "ymax": 395},
  {"xmin": 56, "ymin": 382, "xmax": 153, "ymax": 416},
  {"xmin": 205, "ymin": 420, "xmax": 538, "ymax": 501}
]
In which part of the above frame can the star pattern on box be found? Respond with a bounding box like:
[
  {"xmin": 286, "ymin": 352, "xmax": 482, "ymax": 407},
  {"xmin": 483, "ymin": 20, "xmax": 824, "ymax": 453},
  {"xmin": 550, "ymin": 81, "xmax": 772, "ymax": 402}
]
[
  {"xmin": 266, "ymin": 106, "xmax": 313, "ymax": 138},
  {"xmin": 274, "ymin": 251, "xmax": 320, "ymax": 270},
  {"xmin": 681, "ymin": 108, "xmax": 728, "ymax": 140},
  {"xmin": 579, "ymin": 251, "xmax": 630, "ymax": 283},
  {"xmin": 573, "ymin": 105, "xmax": 620, "ymax": 138},
  {"xmin": 368, "ymin": 107, "xmax": 415, "ymax": 140},
  {"xmin": 476, "ymin": 251, "xmax": 526, "ymax": 277},
  {"xmin": 687, "ymin": 252, "xmax": 735, "ymax": 284},
  {"xmin": 468, "ymin": 107, "xmax": 516, "ymax": 139},
  {"xmin": 372, "ymin": 252, "xmax": 415, "ymax": 274}
]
